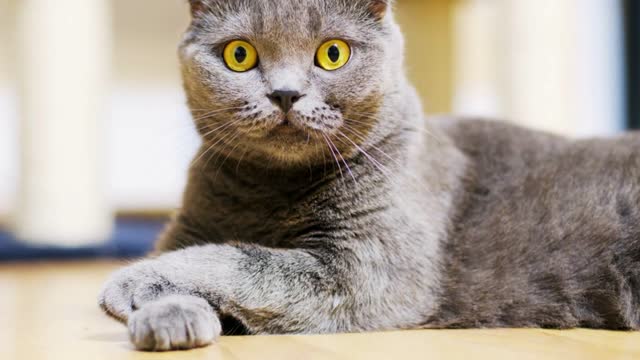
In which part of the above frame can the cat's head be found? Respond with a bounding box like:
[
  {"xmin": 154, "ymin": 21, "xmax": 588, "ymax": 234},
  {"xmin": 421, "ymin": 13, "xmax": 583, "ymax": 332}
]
[{"xmin": 180, "ymin": 0, "xmax": 405, "ymax": 167}]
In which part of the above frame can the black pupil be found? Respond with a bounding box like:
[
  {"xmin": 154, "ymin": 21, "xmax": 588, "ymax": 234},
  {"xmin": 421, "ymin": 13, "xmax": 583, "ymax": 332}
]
[
  {"xmin": 235, "ymin": 46, "xmax": 247, "ymax": 63},
  {"xmin": 328, "ymin": 45, "xmax": 340, "ymax": 63}
]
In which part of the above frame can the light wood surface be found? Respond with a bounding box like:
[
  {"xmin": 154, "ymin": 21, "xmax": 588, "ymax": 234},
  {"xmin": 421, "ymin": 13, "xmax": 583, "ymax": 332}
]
[{"xmin": 1, "ymin": 261, "xmax": 639, "ymax": 360}]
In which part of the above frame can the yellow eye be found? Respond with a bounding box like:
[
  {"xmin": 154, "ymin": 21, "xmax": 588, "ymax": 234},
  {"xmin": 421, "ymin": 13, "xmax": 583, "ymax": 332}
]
[
  {"xmin": 316, "ymin": 40, "xmax": 351, "ymax": 71},
  {"xmin": 223, "ymin": 40, "xmax": 258, "ymax": 72}
]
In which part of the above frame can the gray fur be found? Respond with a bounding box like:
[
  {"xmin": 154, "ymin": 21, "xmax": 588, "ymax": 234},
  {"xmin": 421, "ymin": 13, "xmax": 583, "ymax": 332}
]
[
  {"xmin": 99, "ymin": 0, "xmax": 640, "ymax": 351},
  {"xmin": 128, "ymin": 295, "xmax": 221, "ymax": 351}
]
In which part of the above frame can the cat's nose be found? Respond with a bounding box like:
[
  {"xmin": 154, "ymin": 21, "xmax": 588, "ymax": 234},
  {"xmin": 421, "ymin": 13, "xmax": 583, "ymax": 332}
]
[{"xmin": 268, "ymin": 90, "xmax": 303, "ymax": 113}]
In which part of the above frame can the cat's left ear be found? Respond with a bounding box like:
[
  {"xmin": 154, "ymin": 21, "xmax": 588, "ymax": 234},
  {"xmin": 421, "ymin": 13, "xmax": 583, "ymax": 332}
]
[
  {"xmin": 367, "ymin": 0, "xmax": 391, "ymax": 21},
  {"xmin": 188, "ymin": 0, "xmax": 204, "ymax": 17}
]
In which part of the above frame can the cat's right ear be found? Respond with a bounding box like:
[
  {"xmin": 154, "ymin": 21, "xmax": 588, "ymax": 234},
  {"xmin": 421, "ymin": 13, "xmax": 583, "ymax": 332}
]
[{"xmin": 367, "ymin": 0, "xmax": 392, "ymax": 21}]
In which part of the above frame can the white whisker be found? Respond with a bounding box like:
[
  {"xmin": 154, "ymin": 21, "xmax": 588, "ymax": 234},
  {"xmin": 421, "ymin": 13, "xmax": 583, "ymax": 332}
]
[
  {"xmin": 327, "ymin": 135, "xmax": 357, "ymax": 184},
  {"xmin": 212, "ymin": 131, "xmax": 244, "ymax": 180},
  {"xmin": 190, "ymin": 121, "xmax": 239, "ymax": 168},
  {"xmin": 322, "ymin": 134, "xmax": 344, "ymax": 183}
]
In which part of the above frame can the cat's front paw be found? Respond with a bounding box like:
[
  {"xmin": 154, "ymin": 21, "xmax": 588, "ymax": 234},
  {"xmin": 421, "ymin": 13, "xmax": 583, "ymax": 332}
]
[
  {"xmin": 128, "ymin": 295, "xmax": 221, "ymax": 351},
  {"xmin": 99, "ymin": 261, "xmax": 176, "ymax": 322}
]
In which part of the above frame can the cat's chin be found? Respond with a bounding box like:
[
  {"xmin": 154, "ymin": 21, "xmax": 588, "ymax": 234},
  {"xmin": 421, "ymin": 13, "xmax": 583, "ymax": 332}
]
[
  {"xmin": 259, "ymin": 145, "xmax": 321, "ymax": 165},
  {"xmin": 269, "ymin": 123, "xmax": 306, "ymax": 137},
  {"xmin": 250, "ymin": 130, "xmax": 325, "ymax": 165}
]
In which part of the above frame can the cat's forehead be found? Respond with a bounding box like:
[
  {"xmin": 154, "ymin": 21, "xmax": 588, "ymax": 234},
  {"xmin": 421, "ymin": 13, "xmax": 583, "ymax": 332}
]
[{"xmin": 194, "ymin": 0, "xmax": 383, "ymax": 46}]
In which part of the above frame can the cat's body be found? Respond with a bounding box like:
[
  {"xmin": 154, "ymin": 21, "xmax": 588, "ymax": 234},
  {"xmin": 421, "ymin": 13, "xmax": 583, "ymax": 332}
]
[
  {"xmin": 99, "ymin": 0, "xmax": 640, "ymax": 351},
  {"xmin": 433, "ymin": 119, "xmax": 640, "ymax": 330}
]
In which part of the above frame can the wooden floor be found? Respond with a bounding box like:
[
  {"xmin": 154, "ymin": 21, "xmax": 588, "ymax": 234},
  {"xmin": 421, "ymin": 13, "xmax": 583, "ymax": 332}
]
[{"xmin": 1, "ymin": 261, "xmax": 639, "ymax": 360}]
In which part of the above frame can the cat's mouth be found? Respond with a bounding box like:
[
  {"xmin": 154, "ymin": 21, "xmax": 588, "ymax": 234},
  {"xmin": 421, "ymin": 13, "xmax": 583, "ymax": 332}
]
[
  {"xmin": 268, "ymin": 117, "xmax": 308, "ymax": 139},
  {"xmin": 244, "ymin": 108, "xmax": 342, "ymax": 151},
  {"xmin": 254, "ymin": 114, "xmax": 328, "ymax": 154},
  {"xmin": 268, "ymin": 112, "xmax": 308, "ymax": 133},
  {"xmin": 236, "ymin": 109, "xmax": 351, "ymax": 164}
]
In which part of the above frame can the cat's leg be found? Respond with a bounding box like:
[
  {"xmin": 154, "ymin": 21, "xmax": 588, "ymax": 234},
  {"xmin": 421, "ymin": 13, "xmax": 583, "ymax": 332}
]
[{"xmin": 99, "ymin": 243, "xmax": 352, "ymax": 351}]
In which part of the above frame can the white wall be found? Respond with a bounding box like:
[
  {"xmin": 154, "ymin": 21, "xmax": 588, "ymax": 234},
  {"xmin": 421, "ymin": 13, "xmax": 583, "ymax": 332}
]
[
  {"xmin": 0, "ymin": 0, "xmax": 198, "ymax": 221},
  {"xmin": 502, "ymin": 0, "xmax": 626, "ymax": 137},
  {"xmin": 453, "ymin": 0, "xmax": 626, "ymax": 137},
  {"xmin": 108, "ymin": 88, "xmax": 199, "ymax": 211},
  {"xmin": 0, "ymin": 0, "xmax": 17, "ymax": 218},
  {"xmin": 0, "ymin": 89, "xmax": 18, "ymax": 217}
]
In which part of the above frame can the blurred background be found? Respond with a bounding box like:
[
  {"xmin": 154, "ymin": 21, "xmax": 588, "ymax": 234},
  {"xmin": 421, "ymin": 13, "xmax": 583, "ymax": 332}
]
[{"xmin": 0, "ymin": 0, "xmax": 637, "ymax": 260}]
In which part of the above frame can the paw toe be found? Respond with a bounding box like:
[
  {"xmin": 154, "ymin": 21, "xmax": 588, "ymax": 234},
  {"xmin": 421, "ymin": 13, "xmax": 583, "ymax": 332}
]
[
  {"xmin": 128, "ymin": 295, "xmax": 221, "ymax": 352},
  {"xmin": 98, "ymin": 283, "xmax": 132, "ymax": 323}
]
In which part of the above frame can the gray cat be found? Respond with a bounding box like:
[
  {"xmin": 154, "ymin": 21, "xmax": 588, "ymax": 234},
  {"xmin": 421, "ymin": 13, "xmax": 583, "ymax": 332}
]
[{"xmin": 99, "ymin": 0, "xmax": 640, "ymax": 351}]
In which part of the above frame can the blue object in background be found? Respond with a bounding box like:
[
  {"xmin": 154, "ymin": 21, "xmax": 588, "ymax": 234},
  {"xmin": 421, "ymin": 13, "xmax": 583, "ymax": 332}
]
[
  {"xmin": 0, "ymin": 219, "xmax": 164, "ymax": 262},
  {"xmin": 627, "ymin": 0, "xmax": 639, "ymax": 129}
]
